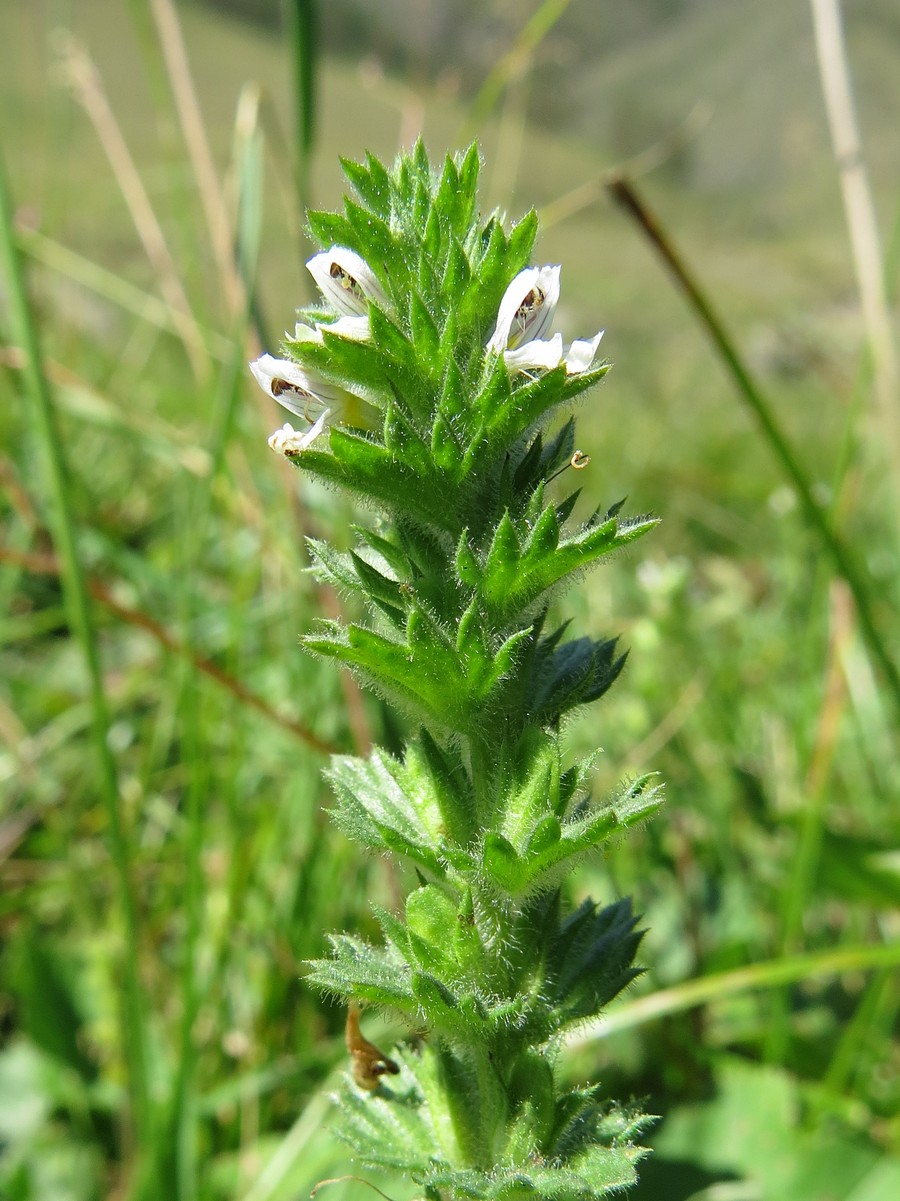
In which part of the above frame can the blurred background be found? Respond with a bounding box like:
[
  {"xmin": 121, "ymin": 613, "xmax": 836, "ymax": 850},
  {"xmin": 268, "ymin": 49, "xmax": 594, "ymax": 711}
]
[{"xmin": 1, "ymin": 1, "xmax": 899, "ymax": 1198}]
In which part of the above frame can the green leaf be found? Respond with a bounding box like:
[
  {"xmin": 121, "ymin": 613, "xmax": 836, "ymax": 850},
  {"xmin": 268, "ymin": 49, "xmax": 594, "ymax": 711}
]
[
  {"xmin": 527, "ymin": 815, "xmax": 562, "ymax": 856},
  {"xmin": 543, "ymin": 897, "xmax": 645, "ymax": 1028},
  {"xmin": 528, "ymin": 633, "xmax": 628, "ymax": 724},
  {"xmin": 326, "ymin": 749, "xmax": 449, "ymax": 877},
  {"xmin": 496, "ymin": 728, "xmax": 562, "ymax": 846},
  {"xmin": 306, "ymin": 538, "xmax": 360, "ymax": 595},
  {"xmin": 434, "ymin": 155, "xmax": 467, "ymax": 237},
  {"xmin": 426, "ymin": 1152, "xmax": 642, "ymax": 1200},
  {"xmin": 340, "ymin": 152, "xmax": 392, "ymax": 218},
  {"xmin": 408, "ymin": 288, "xmax": 441, "ymax": 363},
  {"xmin": 479, "ymin": 511, "xmax": 660, "ymax": 623},
  {"xmin": 443, "ymin": 236, "xmax": 473, "ymax": 302},
  {"xmin": 410, "ymin": 972, "xmax": 470, "ymax": 1038},
  {"xmin": 526, "ymin": 502, "xmax": 560, "ymax": 559},
  {"xmin": 353, "ymin": 525, "xmax": 412, "ymax": 579},
  {"xmin": 306, "ymin": 207, "xmax": 354, "ymax": 249},
  {"xmin": 507, "ymin": 208, "xmax": 538, "ymax": 271},
  {"xmin": 412, "ymin": 729, "xmax": 477, "ymax": 845},
  {"xmin": 381, "ymin": 407, "xmax": 434, "ymax": 476},
  {"xmin": 406, "ymin": 886, "xmax": 459, "ymax": 955},
  {"xmin": 299, "ymin": 434, "xmax": 457, "ymax": 530},
  {"xmin": 467, "ymin": 364, "xmax": 571, "ymax": 474},
  {"xmin": 482, "ymin": 512, "xmax": 521, "ymax": 591},
  {"xmin": 331, "ymin": 1050, "xmax": 453, "ymax": 1172},
  {"xmin": 457, "ymin": 143, "xmax": 481, "ymax": 206},
  {"xmin": 652, "ymin": 1056, "xmax": 893, "ymax": 1201},
  {"xmin": 307, "ymin": 934, "xmax": 416, "ymax": 1015},
  {"xmin": 7, "ymin": 930, "xmax": 96, "ymax": 1081},
  {"xmin": 482, "ymin": 833, "xmax": 524, "ymax": 893},
  {"xmin": 343, "ymin": 199, "xmax": 399, "ymax": 288}
]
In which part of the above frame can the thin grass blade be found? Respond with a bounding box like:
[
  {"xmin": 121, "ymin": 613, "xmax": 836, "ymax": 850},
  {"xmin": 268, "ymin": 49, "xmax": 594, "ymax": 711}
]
[{"xmin": 0, "ymin": 150, "xmax": 155, "ymax": 1177}]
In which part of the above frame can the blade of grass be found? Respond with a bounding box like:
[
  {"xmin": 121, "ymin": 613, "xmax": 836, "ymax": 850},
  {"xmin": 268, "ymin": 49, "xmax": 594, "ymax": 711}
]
[
  {"xmin": 14, "ymin": 227, "xmax": 233, "ymax": 360},
  {"xmin": 608, "ymin": 174, "xmax": 900, "ymax": 727},
  {"xmin": 818, "ymin": 967, "xmax": 893, "ymax": 1115},
  {"xmin": 765, "ymin": 577, "xmax": 854, "ymax": 1063},
  {"xmin": 283, "ymin": 0, "xmax": 319, "ymax": 254},
  {"xmin": 149, "ymin": 0, "xmax": 244, "ymax": 318},
  {"xmin": 250, "ymin": 86, "xmax": 320, "ymax": 303},
  {"xmin": 572, "ymin": 940, "xmax": 900, "ymax": 1044},
  {"xmin": 810, "ymin": 0, "xmax": 900, "ymax": 502},
  {"xmin": 58, "ymin": 34, "xmax": 211, "ymax": 384},
  {"xmin": 204, "ymin": 88, "xmax": 268, "ymax": 483},
  {"xmin": 485, "ymin": 70, "xmax": 530, "ymax": 214},
  {"xmin": 233, "ymin": 83, "xmax": 269, "ymax": 350},
  {"xmin": 164, "ymin": 440, "xmax": 230, "ymax": 1199},
  {"xmin": 539, "ymin": 103, "xmax": 711, "ymax": 231},
  {"xmin": 170, "ymin": 584, "xmax": 206, "ymax": 1201},
  {"xmin": 0, "ymin": 544, "xmax": 337, "ymax": 754},
  {"xmin": 163, "ymin": 93, "xmax": 270, "ymax": 1190},
  {"xmin": 241, "ymin": 1076, "xmax": 338, "ymax": 1201},
  {"xmin": 0, "ymin": 150, "xmax": 154, "ymax": 1173},
  {"xmin": 462, "ymin": 0, "xmax": 574, "ymax": 138},
  {"xmin": 121, "ymin": 0, "xmax": 175, "ymax": 114},
  {"xmin": 1, "ymin": 345, "xmax": 214, "ymax": 475}
]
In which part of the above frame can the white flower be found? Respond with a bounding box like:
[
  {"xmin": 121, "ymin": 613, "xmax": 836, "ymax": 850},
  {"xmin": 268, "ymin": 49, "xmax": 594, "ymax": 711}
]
[
  {"xmin": 249, "ymin": 352, "xmax": 378, "ymax": 431},
  {"xmin": 487, "ymin": 264, "xmax": 604, "ymax": 377},
  {"xmin": 267, "ymin": 415, "xmax": 329, "ymax": 457},
  {"xmin": 487, "ymin": 265, "xmax": 561, "ymax": 354},
  {"xmin": 306, "ymin": 246, "xmax": 386, "ymax": 316},
  {"xmin": 249, "ymin": 353, "xmax": 348, "ymax": 421}
]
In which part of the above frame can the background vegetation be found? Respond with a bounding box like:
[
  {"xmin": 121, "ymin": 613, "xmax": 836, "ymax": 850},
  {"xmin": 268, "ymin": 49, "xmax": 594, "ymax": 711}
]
[{"xmin": 1, "ymin": 1, "xmax": 898, "ymax": 1198}]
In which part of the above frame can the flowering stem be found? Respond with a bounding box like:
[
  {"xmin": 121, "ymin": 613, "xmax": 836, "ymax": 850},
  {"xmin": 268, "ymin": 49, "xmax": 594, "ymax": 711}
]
[{"xmin": 253, "ymin": 143, "xmax": 662, "ymax": 1199}]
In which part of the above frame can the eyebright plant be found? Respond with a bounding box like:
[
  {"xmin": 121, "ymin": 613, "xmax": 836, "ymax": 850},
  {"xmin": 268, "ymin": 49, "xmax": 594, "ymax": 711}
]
[{"xmin": 250, "ymin": 142, "xmax": 663, "ymax": 1200}]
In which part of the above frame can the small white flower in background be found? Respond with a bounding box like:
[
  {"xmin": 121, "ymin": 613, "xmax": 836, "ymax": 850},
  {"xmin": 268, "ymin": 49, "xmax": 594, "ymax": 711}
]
[
  {"xmin": 487, "ymin": 264, "xmax": 605, "ymax": 377},
  {"xmin": 306, "ymin": 246, "xmax": 386, "ymax": 316},
  {"xmin": 267, "ymin": 415, "xmax": 329, "ymax": 457}
]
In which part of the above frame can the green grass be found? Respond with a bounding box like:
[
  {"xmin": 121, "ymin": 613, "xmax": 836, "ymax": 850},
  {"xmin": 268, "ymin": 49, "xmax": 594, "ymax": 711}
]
[{"xmin": 1, "ymin": 0, "xmax": 899, "ymax": 1198}]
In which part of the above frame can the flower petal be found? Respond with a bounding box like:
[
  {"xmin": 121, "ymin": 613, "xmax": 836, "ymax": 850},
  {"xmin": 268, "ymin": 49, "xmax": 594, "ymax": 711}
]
[
  {"xmin": 306, "ymin": 246, "xmax": 386, "ymax": 316},
  {"xmin": 319, "ymin": 314, "xmax": 371, "ymax": 341},
  {"xmin": 290, "ymin": 322, "xmax": 322, "ymax": 343},
  {"xmin": 503, "ymin": 333, "xmax": 564, "ymax": 375},
  {"xmin": 267, "ymin": 414, "xmax": 330, "ymax": 457},
  {"xmin": 564, "ymin": 331, "xmax": 605, "ymax": 375},
  {"xmin": 288, "ymin": 315, "xmax": 370, "ymax": 347},
  {"xmin": 487, "ymin": 264, "xmax": 561, "ymax": 354}
]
